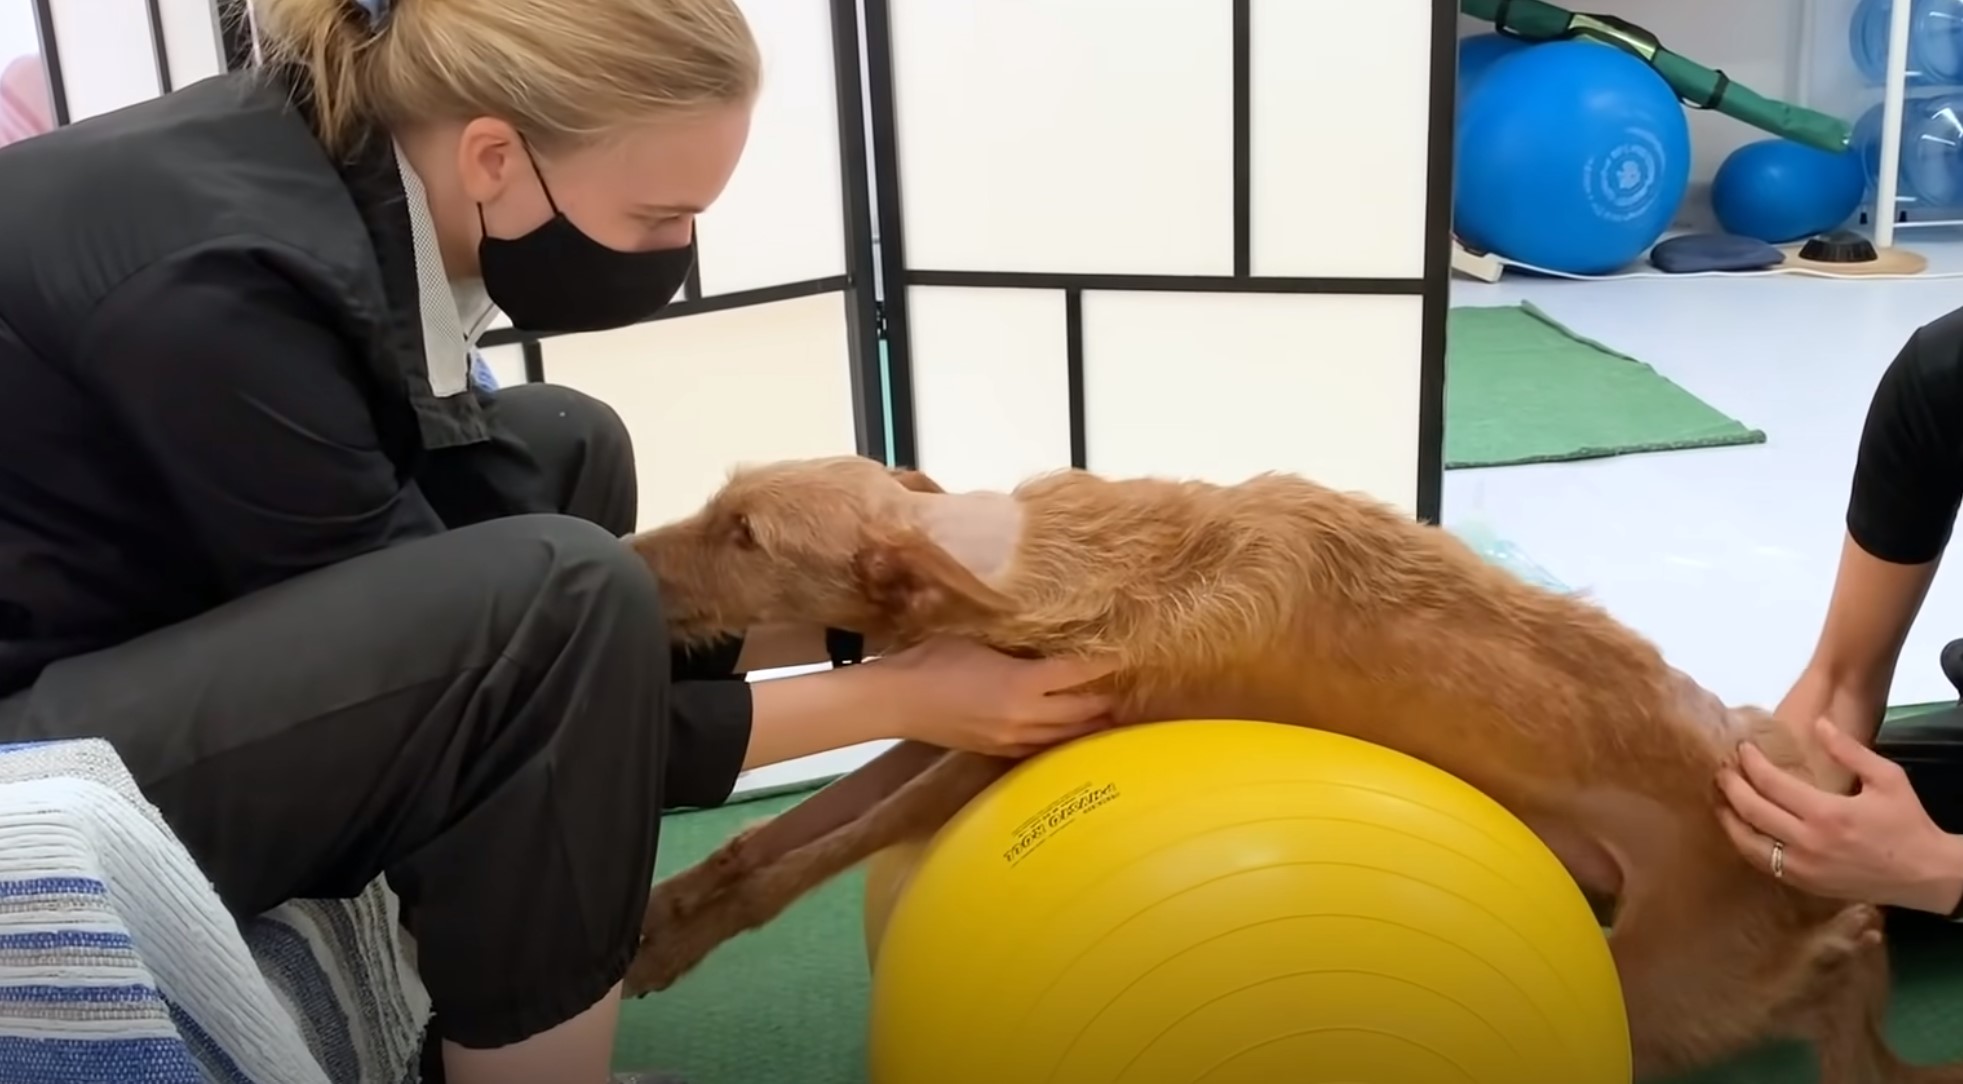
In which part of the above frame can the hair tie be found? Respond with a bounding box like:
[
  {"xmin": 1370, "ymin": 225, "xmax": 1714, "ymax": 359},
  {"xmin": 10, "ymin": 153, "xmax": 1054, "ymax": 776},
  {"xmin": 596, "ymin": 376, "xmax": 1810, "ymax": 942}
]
[{"xmin": 352, "ymin": 0, "xmax": 392, "ymax": 27}]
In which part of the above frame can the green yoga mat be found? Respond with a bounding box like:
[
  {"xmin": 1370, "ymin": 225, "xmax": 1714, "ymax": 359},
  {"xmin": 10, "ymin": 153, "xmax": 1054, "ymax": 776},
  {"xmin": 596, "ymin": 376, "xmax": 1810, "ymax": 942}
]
[
  {"xmin": 623, "ymin": 786, "xmax": 1963, "ymax": 1084},
  {"xmin": 1447, "ymin": 303, "xmax": 1767, "ymax": 469},
  {"xmin": 615, "ymin": 789, "xmax": 870, "ymax": 1084}
]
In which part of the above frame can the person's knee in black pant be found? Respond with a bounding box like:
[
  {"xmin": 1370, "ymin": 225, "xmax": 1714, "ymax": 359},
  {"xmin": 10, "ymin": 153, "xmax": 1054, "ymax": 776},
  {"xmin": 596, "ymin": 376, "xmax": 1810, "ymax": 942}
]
[
  {"xmin": 374, "ymin": 514, "xmax": 674, "ymax": 1050},
  {"xmin": 489, "ymin": 384, "xmax": 640, "ymax": 535},
  {"xmin": 25, "ymin": 512, "xmax": 682, "ymax": 1053}
]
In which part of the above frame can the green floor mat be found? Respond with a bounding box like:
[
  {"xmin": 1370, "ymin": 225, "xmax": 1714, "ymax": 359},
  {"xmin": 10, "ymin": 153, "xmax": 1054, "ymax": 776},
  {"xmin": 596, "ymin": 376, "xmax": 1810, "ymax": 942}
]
[
  {"xmin": 615, "ymin": 790, "xmax": 871, "ymax": 1084},
  {"xmin": 1447, "ymin": 303, "xmax": 1767, "ymax": 469}
]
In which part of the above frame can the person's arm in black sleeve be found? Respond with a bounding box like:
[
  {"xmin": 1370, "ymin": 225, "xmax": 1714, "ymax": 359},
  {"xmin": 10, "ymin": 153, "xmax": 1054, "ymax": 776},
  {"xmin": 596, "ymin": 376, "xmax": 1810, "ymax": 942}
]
[
  {"xmin": 664, "ymin": 680, "xmax": 754, "ymax": 809},
  {"xmin": 675, "ymin": 636, "xmax": 747, "ymax": 681},
  {"xmin": 665, "ymin": 625, "xmax": 860, "ymax": 804},
  {"xmin": 77, "ymin": 243, "xmax": 446, "ymax": 598},
  {"xmin": 674, "ymin": 625, "xmax": 849, "ymax": 681},
  {"xmin": 1782, "ymin": 325, "xmax": 1963, "ymax": 743},
  {"xmin": 1847, "ymin": 326, "xmax": 1963, "ymax": 564},
  {"xmin": 78, "ymin": 243, "xmax": 447, "ymax": 600}
]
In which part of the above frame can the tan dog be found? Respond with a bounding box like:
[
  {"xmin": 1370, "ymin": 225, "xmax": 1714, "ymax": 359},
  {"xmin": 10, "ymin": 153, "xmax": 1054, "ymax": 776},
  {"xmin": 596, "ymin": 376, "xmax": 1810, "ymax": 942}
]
[{"xmin": 625, "ymin": 454, "xmax": 1958, "ymax": 1083}]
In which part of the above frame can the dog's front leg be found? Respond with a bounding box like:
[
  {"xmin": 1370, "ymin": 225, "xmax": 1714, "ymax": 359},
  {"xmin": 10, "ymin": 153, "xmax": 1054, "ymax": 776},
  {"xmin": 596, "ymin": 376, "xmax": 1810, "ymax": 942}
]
[
  {"xmin": 625, "ymin": 751, "xmax": 1013, "ymax": 995},
  {"xmin": 645, "ymin": 739, "xmax": 950, "ymax": 926}
]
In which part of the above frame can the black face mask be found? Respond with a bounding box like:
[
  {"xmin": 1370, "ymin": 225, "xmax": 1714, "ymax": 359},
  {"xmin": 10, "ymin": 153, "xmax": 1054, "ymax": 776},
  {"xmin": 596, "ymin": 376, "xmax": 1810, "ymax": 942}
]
[{"xmin": 477, "ymin": 148, "xmax": 696, "ymax": 335}]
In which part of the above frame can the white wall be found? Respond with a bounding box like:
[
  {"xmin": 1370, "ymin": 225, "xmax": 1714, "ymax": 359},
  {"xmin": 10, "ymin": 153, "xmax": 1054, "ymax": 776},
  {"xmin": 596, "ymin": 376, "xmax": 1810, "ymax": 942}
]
[
  {"xmin": 1460, "ymin": 0, "xmax": 1810, "ymax": 228},
  {"xmin": 0, "ymin": 5, "xmax": 39, "ymax": 64}
]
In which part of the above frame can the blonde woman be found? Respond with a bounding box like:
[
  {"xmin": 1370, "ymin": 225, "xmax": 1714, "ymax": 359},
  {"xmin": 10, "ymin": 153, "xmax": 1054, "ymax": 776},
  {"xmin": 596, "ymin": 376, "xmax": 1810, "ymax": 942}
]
[{"xmin": 0, "ymin": 1, "xmax": 1113, "ymax": 1081}]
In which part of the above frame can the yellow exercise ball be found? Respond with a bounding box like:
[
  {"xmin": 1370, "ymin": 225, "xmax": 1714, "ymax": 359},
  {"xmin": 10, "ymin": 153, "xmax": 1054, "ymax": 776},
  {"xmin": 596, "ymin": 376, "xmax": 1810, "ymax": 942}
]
[
  {"xmin": 863, "ymin": 719, "xmax": 1630, "ymax": 1084},
  {"xmin": 861, "ymin": 833, "xmax": 928, "ymax": 969}
]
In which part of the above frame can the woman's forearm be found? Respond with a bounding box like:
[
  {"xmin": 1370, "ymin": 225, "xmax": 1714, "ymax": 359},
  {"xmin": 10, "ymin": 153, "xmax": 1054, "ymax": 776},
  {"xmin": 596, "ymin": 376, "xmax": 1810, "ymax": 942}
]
[
  {"xmin": 740, "ymin": 664, "xmax": 901, "ymax": 771},
  {"xmin": 1903, "ymin": 831, "xmax": 1963, "ymax": 915},
  {"xmin": 1778, "ymin": 664, "xmax": 1892, "ymax": 745}
]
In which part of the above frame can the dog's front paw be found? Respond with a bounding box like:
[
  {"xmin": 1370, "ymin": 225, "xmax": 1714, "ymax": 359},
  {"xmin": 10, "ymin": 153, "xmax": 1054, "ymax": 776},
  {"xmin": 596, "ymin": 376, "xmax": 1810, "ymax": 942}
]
[
  {"xmin": 1807, "ymin": 903, "xmax": 1885, "ymax": 971},
  {"xmin": 624, "ymin": 893, "xmax": 731, "ymax": 997},
  {"xmin": 624, "ymin": 881, "xmax": 689, "ymax": 997},
  {"xmin": 622, "ymin": 938, "xmax": 685, "ymax": 998}
]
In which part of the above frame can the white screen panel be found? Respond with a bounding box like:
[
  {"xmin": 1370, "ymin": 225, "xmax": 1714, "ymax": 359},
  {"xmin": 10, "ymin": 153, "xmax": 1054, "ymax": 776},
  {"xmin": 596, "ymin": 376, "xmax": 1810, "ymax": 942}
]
[
  {"xmin": 478, "ymin": 343, "xmax": 530, "ymax": 388},
  {"xmin": 48, "ymin": 0, "xmax": 162, "ymax": 120},
  {"xmin": 693, "ymin": 0, "xmax": 848, "ymax": 296},
  {"xmin": 539, "ymin": 292, "xmax": 859, "ymax": 528},
  {"xmin": 158, "ymin": 0, "xmax": 225, "ymax": 88},
  {"xmin": 0, "ymin": 5, "xmax": 38, "ymax": 64},
  {"xmin": 1249, "ymin": 0, "xmax": 1431, "ymax": 279},
  {"xmin": 887, "ymin": 0, "xmax": 1233, "ymax": 275},
  {"xmin": 1081, "ymin": 291, "xmax": 1422, "ymax": 513},
  {"xmin": 907, "ymin": 286, "xmax": 1072, "ymax": 493}
]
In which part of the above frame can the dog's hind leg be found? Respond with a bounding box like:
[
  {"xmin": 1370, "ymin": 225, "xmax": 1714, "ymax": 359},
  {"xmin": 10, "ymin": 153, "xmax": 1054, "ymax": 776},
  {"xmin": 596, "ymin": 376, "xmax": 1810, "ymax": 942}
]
[
  {"xmin": 1604, "ymin": 851, "xmax": 1871, "ymax": 1080},
  {"xmin": 1611, "ymin": 864, "xmax": 1926, "ymax": 1084},
  {"xmin": 624, "ymin": 750, "xmax": 1013, "ymax": 995},
  {"xmin": 1790, "ymin": 909, "xmax": 1963, "ymax": 1084}
]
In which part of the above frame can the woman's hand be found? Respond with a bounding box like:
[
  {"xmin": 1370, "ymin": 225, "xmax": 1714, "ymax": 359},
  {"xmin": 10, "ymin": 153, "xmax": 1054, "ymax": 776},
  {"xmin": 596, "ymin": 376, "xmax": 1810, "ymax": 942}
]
[
  {"xmin": 868, "ymin": 636, "xmax": 1120, "ymax": 757},
  {"xmin": 1717, "ymin": 716, "xmax": 1963, "ymax": 913}
]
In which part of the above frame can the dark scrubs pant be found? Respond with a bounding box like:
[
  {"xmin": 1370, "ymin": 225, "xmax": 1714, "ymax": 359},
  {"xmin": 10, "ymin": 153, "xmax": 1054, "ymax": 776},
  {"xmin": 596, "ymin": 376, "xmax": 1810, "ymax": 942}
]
[{"xmin": 0, "ymin": 384, "xmax": 750, "ymax": 1051}]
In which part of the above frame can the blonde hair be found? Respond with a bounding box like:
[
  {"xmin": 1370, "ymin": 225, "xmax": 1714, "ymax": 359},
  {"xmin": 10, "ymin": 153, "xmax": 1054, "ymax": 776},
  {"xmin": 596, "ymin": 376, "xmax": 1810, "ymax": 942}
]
[{"xmin": 249, "ymin": 0, "xmax": 760, "ymax": 156}]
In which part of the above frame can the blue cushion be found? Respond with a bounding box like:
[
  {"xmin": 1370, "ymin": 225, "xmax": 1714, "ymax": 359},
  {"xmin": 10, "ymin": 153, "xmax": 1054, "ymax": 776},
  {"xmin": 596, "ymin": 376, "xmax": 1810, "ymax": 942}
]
[{"xmin": 1648, "ymin": 233, "xmax": 1785, "ymax": 274}]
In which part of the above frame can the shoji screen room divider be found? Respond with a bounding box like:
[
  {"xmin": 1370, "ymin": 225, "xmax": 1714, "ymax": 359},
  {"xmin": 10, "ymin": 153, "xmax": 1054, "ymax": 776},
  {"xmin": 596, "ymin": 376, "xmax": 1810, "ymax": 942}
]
[
  {"xmin": 45, "ymin": 0, "xmax": 1452, "ymax": 528},
  {"xmin": 869, "ymin": 0, "xmax": 1455, "ymax": 520},
  {"xmin": 30, "ymin": 0, "xmax": 227, "ymax": 122}
]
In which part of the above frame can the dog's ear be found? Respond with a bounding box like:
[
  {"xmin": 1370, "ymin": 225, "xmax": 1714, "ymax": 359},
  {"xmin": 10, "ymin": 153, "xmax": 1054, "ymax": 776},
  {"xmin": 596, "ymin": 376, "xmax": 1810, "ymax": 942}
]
[
  {"xmin": 889, "ymin": 467, "xmax": 945, "ymax": 495},
  {"xmin": 854, "ymin": 529, "xmax": 1014, "ymax": 625}
]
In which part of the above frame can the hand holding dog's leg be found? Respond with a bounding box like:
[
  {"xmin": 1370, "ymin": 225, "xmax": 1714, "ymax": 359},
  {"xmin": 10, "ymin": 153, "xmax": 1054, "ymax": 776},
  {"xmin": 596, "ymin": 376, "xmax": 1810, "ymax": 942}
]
[{"xmin": 1719, "ymin": 718, "xmax": 1963, "ymax": 914}]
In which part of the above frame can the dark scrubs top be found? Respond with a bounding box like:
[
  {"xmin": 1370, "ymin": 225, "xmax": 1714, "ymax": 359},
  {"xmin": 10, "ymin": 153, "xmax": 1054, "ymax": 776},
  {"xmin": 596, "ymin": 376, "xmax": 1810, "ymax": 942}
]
[
  {"xmin": 1848, "ymin": 305, "xmax": 1963, "ymax": 566},
  {"xmin": 0, "ymin": 70, "xmax": 539, "ymax": 696}
]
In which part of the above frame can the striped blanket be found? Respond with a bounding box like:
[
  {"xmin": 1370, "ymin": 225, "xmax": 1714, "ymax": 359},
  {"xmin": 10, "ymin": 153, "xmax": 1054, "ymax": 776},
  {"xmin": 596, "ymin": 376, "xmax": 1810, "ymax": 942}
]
[{"xmin": 0, "ymin": 739, "xmax": 429, "ymax": 1084}]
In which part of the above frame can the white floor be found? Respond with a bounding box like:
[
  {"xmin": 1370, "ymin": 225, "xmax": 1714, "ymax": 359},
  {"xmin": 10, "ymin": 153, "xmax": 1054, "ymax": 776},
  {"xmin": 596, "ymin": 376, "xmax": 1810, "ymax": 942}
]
[{"xmin": 1445, "ymin": 230, "xmax": 1963, "ymax": 711}]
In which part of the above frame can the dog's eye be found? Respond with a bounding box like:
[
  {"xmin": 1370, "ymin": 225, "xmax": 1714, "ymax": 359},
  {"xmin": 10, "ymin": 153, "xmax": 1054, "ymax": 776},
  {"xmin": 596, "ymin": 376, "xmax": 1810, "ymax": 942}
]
[{"xmin": 730, "ymin": 513, "xmax": 758, "ymax": 550}]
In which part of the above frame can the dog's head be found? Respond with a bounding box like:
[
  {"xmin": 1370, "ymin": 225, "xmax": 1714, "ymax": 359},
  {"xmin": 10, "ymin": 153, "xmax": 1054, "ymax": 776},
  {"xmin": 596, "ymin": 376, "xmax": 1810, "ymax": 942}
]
[{"xmin": 632, "ymin": 455, "xmax": 1017, "ymax": 643}]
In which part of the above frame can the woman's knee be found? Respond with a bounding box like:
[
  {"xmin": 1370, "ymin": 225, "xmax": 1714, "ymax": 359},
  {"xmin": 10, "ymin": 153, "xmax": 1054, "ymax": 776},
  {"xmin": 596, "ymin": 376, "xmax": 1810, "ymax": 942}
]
[
  {"xmin": 560, "ymin": 387, "xmax": 633, "ymax": 474},
  {"xmin": 492, "ymin": 384, "xmax": 638, "ymax": 533},
  {"xmin": 464, "ymin": 513, "xmax": 665, "ymax": 640},
  {"xmin": 503, "ymin": 384, "xmax": 634, "ymax": 471}
]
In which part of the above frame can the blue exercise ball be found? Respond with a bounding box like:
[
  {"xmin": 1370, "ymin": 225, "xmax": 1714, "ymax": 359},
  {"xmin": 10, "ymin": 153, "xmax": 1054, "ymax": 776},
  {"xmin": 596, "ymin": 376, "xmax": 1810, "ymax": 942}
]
[
  {"xmin": 1711, "ymin": 138, "xmax": 1867, "ymax": 244},
  {"xmin": 1455, "ymin": 40, "xmax": 1692, "ymax": 275},
  {"xmin": 1458, "ymin": 33, "xmax": 1531, "ymax": 101}
]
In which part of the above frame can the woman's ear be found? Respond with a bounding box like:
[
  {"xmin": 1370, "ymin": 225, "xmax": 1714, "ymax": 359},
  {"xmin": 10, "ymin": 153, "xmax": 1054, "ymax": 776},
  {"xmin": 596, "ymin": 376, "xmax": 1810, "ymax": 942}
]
[
  {"xmin": 889, "ymin": 467, "xmax": 946, "ymax": 495},
  {"xmin": 853, "ymin": 528, "xmax": 1014, "ymax": 626}
]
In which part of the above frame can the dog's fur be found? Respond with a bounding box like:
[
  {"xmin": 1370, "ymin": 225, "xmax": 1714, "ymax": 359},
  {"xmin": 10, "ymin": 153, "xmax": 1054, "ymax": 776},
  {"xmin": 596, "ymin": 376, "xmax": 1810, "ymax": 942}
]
[{"xmin": 625, "ymin": 455, "xmax": 1959, "ymax": 1082}]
